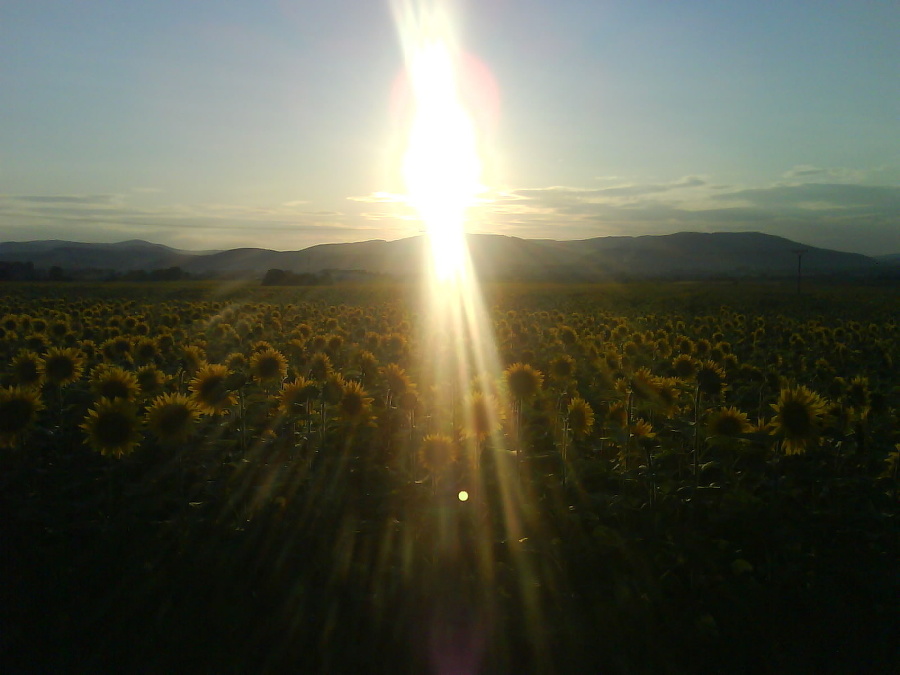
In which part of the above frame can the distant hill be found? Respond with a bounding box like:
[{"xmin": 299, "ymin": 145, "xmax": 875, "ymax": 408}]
[
  {"xmin": 1, "ymin": 232, "xmax": 894, "ymax": 281},
  {"xmin": 0, "ymin": 239, "xmax": 210, "ymax": 274}
]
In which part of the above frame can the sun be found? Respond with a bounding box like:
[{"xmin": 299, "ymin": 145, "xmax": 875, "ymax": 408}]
[{"xmin": 400, "ymin": 20, "xmax": 481, "ymax": 281}]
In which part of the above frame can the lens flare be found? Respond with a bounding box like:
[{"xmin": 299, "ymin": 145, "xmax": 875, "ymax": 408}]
[
  {"xmin": 390, "ymin": 3, "xmax": 552, "ymax": 670},
  {"xmin": 394, "ymin": 3, "xmax": 481, "ymax": 282}
]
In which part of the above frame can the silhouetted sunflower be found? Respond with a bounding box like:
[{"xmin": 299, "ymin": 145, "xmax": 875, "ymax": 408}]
[
  {"xmin": 189, "ymin": 364, "xmax": 234, "ymax": 415},
  {"xmin": 40, "ymin": 347, "xmax": 84, "ymax": 387},
  {"xmin": 567, "ymin": 397, "xmax": 595, "ymax": 438},
  {"xmin": 81, "ymin": 397, "xmax": 141, "ymax": 458},
  {"xmin": 135, "ymin": 365, "xmax": 166, "ymax": 396},
  {"xmin": 322, "ymin": 373, "xmax": 346, "ymax": 405},
  {"xmin": 707, "ymin": 406, "xmax": 753, "ymax": 438},
  {"xmin": 549, "ymin": 354, "xmax": 576, "ymax": 381},
  {"xmin": 250, "ymin": 348, "xmax": 288, "ymax": 385},
  {"xmin": 90, "ymin": 365, "xmax": 140, "ymax": 402},
  {"xmin": 505, "ymin": 362, "xmax": 543, "ymax": 401},
  {"xmin": 419, "ymin": 434, "xmax": 457, "ymax": 472},
  {"xmin": 279, "ymin": 377, "xmax": 319, "ymax": 416},
  {"xmin": 308, "ymin": 352, "xmax": 333, "ymax": 382},
  {"xmin": 0, "ymin": 386, "xmax": 44, "ymax": 448},
  {"xmin": 12, "ymin": 350, "xmax": 43, "ymax": 388},
  {"xmin": 145, "ymin": 393, "xmax": 199, "ymax": 444},
  {"xmin": 672, "ymin": 354, "xmax": 696, "ymax": 379},
  {"xmin": 769, "ymin": 385, "xmax": 828, "ymax": 455},
  {"xmin": 381, "ymin": 363, "xmax": 411, "ymax": 397},
  {"xmin": 696, "ymin": 360, "xmax": 726, "ymax": 398},
  {"xmin": 465, "ymin": 392, "xmax": 501, "ymax": 442},
  {"xmin": 338, "ymin": 381, "xmax": 373, "ymax": 424}
]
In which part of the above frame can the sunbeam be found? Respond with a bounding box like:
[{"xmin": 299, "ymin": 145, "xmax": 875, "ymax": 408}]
[{"xmin": 391, "ymin": 2, "xmax": 552, "ymax": 672}]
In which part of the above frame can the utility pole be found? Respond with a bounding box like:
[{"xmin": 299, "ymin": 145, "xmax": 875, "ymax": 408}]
[{"xmin": 791, "ymin": 249, "xmax": 807, "ymax": 295}]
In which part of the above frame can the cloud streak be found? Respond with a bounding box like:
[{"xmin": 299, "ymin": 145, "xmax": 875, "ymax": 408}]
[{"xmin": 2, "ymin": 168, "xmax": 897, "ymax": 256}]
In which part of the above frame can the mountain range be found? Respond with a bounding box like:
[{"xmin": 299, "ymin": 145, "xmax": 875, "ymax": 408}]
[{"xmin": 1, "ymin": 232, "xmax": 897, "ymax": 281}]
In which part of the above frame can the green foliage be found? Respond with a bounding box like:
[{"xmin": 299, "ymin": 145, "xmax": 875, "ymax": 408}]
[{"xmin": 1, "ymin": 281, "xmax": 898, "ymax": 673}]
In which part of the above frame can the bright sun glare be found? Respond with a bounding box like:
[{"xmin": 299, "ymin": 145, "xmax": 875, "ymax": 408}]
[{"xmin": 398, "ymin": 9, "xmax": 481, "ymax": 281}]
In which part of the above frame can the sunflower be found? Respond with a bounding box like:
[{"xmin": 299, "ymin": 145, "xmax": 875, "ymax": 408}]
[
  {"xmin": 322, "ymin": 373, "xmax": 346, "ymax": 405},
  {"xmin": 353, "ymin": 350, "xmax": 378, "ymax": 378},
  {"xmin": 465, "ymin": 392, "xmax": 501, "ymax": 442},
  {"xmin": 381, "ymin": 363, "xmax": 410, "ymax": 397},
  {"xmin": 0, "ymin": 386, "xmax": 44, "ymax": 448},
  {"xmin": 607, "ymin": 401, "xmax": 628, "ymax": 428},
  {"xmin": 308, "ymin": 352, "xmax": 333, "ymax": 382},
  {"xmin": 549, "ymin": 354, "xmax": 576, "ymax": 381},
  {"xmin": 250, "ymin": 348, "xmax": 288, "ymax": 385},
  {"xmin": 279, "ymin": 377, "xmax": 319, "ymax": 416},
  {"xmin": 505, "ymin": 362, "xmax": 543, "ymax": 401},
  {"xmin": 189, "ymin": 363, "xmax": 235, "ymax": 415},
  {"xmin": 630, "ymin": 367, "xmax": 660, "ymax": 402},
  {"xmin": 225, "ymin": 352, "xmax": 249, "ymax": 371},
  {"xmin": 567, "ymin": 397, "xmax": 595, "ymax": 438},
  {"xmin": 696, "ymin": 360, "xmax": 726, "ymax": 398},
  {"xmin": 81, "ymin": 397, "xmax": 142, "ymax": 458},
  {"xmin": 707, "ymin": 406, "xmax": 754, "ymax": 438},
  {"xmin": 419, "ymin": 434, "xmax": 458, "ymax": 472},
  {"xmin": 135, "ymin": 365, "xmax": 166, "ymax": 396},
  {"xmin": 632, "ymin": 418, "xmax": 656, "ymax": 445},
  {"xmin": 40, "ymin": 347, "xmax": 85, "ymax": 387},
  {"xmin": 180, "ymin": 345, "xmax": 207, "ymax": 375},
  {"xmin": 132, "ymin": 337, "xmax": 159, "ymax": 365},
  {"xmin": 11, "ymin": 350, "xmax": 44, "ymax": 388},
  {"xmin": 145, "ymin": 393, "xmax": 199, "ymax": 444},
  {"xmin": 24, "ymin": 333, "xmax": 48, "ymax": 353},
  {"xmin": 338, "ymin": 381, "xmax": 373, "ymax": 424},
  {"xmin": 672, "ymin": 354, "xmax": 697, "ymax": 380},
  {"xmin": 769, "ymin": 385, "xmax": 828, "ymax": 455},
  {"xmin": 90, "ymin": 365, "xmax": 140, "ymax": 402}
]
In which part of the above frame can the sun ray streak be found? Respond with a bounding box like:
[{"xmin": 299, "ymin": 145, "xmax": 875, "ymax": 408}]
[{"xmin": 390, "ymin": 1, "xmax": 554, "ymax": 671}]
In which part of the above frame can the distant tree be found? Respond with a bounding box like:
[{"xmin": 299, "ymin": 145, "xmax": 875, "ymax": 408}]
[{"xmin": 262, "ymin": 269, "xmax": 288, "ymax": 286}]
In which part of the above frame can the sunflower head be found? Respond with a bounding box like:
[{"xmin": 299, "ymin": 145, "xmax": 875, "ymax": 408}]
[
  {"xmin": 769, "ymin": 385, "xmax": 828, "ymax": 455},
  {"xmin": 419, "ymin": 434, "xmax": 458, "ymax": 472},
  {"xmin": 381, "ymin": 363, "xmax": 410, "ymax": 397},
  {"xmin": 145, "ymin": 393, "xmax": 199, "ymax": 445},
  {"xmin": 133, "ymin": 337, "xmax": 159, "ymax": 365},
  {"xmin": 696, "ymin": 360, "xmax": 726, "ymax": 398},
  {"xmin": 135, "ymin": 365, "xmax": 166, "ymax": 396},
  {"xmin": 90, "ymin": 364, "xmax": 140, "ymax": 402},
  {"xmin": 0, "ymin": 386, "xmax": 44, "ymax": 448},
  {"xmin": 322, "ymin": 373, "xmax": 346, "ymax": 405},
  {"xmin": 607, "ymin": 401, "xmax": 628, "ymax": 428},
  {"xmin": 672, "ymin": 354, "xmax": 696, "ymax": 379},
  {"xmin": 250, "ymin": 348, "xmax": 288, "ymax": 385},
  {"xmin": 550, "ymin": 354, "xmax": 576, "ymax": 381},
  {"xmin": 707, "ymin": 406, "xmax": 754, "ymax": 438},
  {"xmin": 308, "ymin": 352, "xmax": 333, "ymax": 382},
  {"xmin": 279, "ymin": 377, "xmax": 319, "ymax": 416},
  {"xmin": 81, "ymin": 397, "xmax": 142, "ymax": 458},
  {"xmin": 12, "ymin": 350, "xmax": 44, "ymax": 388},
  {"xmin": 40, "ymin": 347, "xmax": 85, "ymax": 387},
  {"xmin": 189, "ymin": 363, "xmax": 235, "ymax": 415},
  {"xmin": 567, "ymin": 397, "xmax": 595, "ymax": 438},
  {"xmin": 505, "ymin": 362, "xmax": 543, "ymax": 401},
  {"xmin": 338, "ymin": 381, "xmax": 373, "ymax": 424},
  {"xmin": 465, "ymin": 392, "xmax": 501, "ymax": 442}
]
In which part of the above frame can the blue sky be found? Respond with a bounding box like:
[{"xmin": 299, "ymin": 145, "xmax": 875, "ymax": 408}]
[{"xmin": 2, "ymin": 0, "xmax": 898, "ymax": 255}]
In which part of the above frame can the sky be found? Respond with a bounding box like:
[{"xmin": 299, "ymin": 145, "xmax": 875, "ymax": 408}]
[{"xmin": 2, "ymin": 0, "xmax": 898, "ymax": 256}]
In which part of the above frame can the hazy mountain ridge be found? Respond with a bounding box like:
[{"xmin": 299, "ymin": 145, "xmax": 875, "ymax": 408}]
[{"xmin": 1, "ymin": 232, "xmax": 895, "ymax": 281}]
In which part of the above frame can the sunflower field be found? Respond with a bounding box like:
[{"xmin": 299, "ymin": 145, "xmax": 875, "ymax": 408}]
[{"xmin": 2, "ymin": 281, "xmax": 898, "ymax": 673}]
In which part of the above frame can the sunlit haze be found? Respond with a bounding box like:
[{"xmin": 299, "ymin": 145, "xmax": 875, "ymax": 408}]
[{"xmin": 1, "ymin": 1, "xmax": 897, "ymax": 255}]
